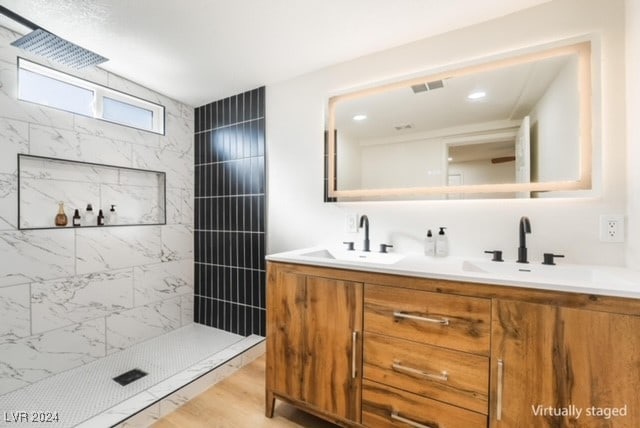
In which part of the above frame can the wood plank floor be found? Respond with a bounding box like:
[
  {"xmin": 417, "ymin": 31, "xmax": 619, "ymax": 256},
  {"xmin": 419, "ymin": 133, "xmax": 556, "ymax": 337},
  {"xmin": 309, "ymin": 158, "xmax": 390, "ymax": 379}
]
[{"xmin": 152, "ymin": 355, "xmax": 338, "ymax": 428}]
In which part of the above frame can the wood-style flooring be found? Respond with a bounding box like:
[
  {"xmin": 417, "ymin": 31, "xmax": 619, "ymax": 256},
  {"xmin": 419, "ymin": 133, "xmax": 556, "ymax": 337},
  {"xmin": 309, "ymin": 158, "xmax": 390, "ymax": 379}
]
[{"xmin": 152, "ymin": 355, "xmax": 337, "ymax": 428}]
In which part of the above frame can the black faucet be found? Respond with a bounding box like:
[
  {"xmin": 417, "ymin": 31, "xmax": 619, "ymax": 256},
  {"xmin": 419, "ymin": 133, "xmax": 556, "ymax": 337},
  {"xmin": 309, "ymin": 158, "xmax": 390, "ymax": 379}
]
[
  {"xmin": 359, "ymin": 215, "xmax": 370, "ymax": 252},
  {"xmin": 517, "ymin": 216, "xmax": 532, "ymax": 263}
]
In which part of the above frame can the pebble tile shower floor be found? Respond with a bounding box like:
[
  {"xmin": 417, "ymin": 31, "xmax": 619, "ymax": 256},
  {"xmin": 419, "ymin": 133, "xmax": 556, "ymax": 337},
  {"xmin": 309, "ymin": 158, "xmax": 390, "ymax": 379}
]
[{"xmin": 0, "ymin": 324, "xmax": 262, "ymax": 427}]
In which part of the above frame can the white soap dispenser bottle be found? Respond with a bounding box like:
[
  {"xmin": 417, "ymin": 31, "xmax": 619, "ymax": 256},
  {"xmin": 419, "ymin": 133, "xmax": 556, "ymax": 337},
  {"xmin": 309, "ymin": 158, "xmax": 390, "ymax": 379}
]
[
  {"xmin": 435, "ymin": 227, "xmax": 448, "ymax": 257},
  {"xmin": 424, "ymin": 229, "xmax": 435, "ymax": 256}
]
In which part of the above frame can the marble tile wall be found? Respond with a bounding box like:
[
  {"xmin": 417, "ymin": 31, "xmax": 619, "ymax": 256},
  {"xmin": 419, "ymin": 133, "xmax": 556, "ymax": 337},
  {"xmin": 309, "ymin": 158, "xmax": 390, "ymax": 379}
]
[{"xmin": 0, "ymin": 24, "xmax": 194, "ymax": 396}]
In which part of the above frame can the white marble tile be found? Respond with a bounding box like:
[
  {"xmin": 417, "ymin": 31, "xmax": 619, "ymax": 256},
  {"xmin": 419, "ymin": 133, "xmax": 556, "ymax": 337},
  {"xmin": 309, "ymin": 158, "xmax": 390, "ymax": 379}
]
[
  {"xmin": 0, "ymin": 173, "xmax": 17, "ymax": 231},
  {"xmin": 0, "ymin": 229, "xmax": 75, "ymax": 287},
  {"xmin": 117, "ymin": 402, "xmax": 160, "ymax": 428},
  {"xmin": 163, "ymin": 111, "xmax": 193, "ymax": 155},
  {"xmin": 0, "ymin": 318, "xmax": 105, "ymax": 395},
  {"xmin": 101, "ymin": 183, "xmax": 164, "ymax": 225},
  {"xmin": 0, "ymin": 61, "xmax": 75, "ymax": 130},
  {"xmin": 19, "ymin": 156, "xmax": 119, "ymax": 184},
  {"xmin": 165, "ymin": 187, "xmax": 182, "ymax": 224},
  {"xmin": 161, "ymin": 224, "xmax": 193, "ymax": 262},
  {"xmin": 181, "ymin": 187, "xmax": 194, "ymax": 226},
  {"xmin": 76, "ymin": 391, "xmax": 159, "ymax": 428},
  {"xmin": 241, "ymin": 340, "xmax": 266, "ymax": 366},
  {"xmin": 181, "ymin": 294, "xmax": 193, "ymax": 327},
  {"xmin": 76, "ymin": 226, "xmax": 162, "ymax": 274},
  {"xmin": 0, "ymin": 117, "xmax": 28, "ymax": 175},
  {"xmin": 158, "ymin": 368, "xmax": 223, "ymax": 417},
  {"xmin": 0, "ymin": 26, "xmax": 21, "ymax": 65},
  {"xmin": 106, "ymin": 297, "xmax": 181, "ymax": 353},
  {"xmin": 133, "ymin": 260, "xmax": 192, "ymax": 307},
  {"xmin": 29, "ymin": 124, "xmax": 133, "ymax": 168},
  {"xmin": 0, "ymin": 284, "xmax": 30, "ymax": 342},
  {"xmin": 181, "ymin": 103, "xmax": 194, "ymax": 121},
  {"xmin": 118, "ymin": 168, "xmax": 164, "ymax": 187},
  {"xmin": 74, "ymin": 113, "xmax": 160, "ymax": 149},
  {"xmin": 19, "ymin": 177, "xmax": 100, "ymax": 229},
  {"xmin": 132, "ymin": 144, "xmax": 192, "ymax": 190},
  {"xmin": 31, "ymin": 269, "xmax": 134, "ymax": 335}
]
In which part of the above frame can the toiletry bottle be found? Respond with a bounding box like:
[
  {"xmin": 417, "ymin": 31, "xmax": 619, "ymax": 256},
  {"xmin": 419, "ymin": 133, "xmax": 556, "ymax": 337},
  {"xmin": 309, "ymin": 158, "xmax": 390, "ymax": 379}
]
[
  {"xmin": 72, "ymin": 209, "xmax": 81, "ymax": 227},
  {"xmin": 108, "ymin": 205, "xmax": 117, "ymax": 225},
  {"xmin": 55, "ymin": 201, "xmax": 68, "ymax": 226},
  {"xmin": 84, "ymin": 204, "xmax": 95, "ymax": 226},
  {"xmin": 97, "ymin": 209, "xmax": 105, "ymax": 226},
  {"xmin": 424, "ymin": 229, "xmax": 435, "ymax": 256},
  {"xmin": 435, "ymin": 227, "xmax": 448, "ymax": 256}
]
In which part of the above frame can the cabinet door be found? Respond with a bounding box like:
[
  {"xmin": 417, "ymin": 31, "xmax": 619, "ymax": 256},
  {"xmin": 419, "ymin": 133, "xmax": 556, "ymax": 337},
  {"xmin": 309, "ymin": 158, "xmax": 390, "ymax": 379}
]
[
  {"xmin": 491, "ymin": 300, "xmax": 640, "ymax": 427},
  {"xmin": 267, "ymin": 270, "xmax": 306, "ymax": 401},
  {"xmin": 304, "ymin": 276, "xmax": 363, "ymax": 422}
]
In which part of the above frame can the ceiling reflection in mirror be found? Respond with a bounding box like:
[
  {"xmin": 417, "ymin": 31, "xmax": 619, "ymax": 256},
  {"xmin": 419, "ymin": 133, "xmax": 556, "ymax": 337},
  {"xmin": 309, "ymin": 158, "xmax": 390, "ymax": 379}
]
[{"xmin": 327, "ymin": 41, "xmax": 591, "ymax": 200}]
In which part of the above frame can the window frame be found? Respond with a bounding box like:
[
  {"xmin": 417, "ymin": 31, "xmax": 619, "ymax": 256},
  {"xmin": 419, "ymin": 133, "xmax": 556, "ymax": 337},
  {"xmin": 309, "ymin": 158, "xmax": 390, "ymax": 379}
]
[{"xmin": 17, "ymin": 57, "xmax": 165, "ymax": 135}]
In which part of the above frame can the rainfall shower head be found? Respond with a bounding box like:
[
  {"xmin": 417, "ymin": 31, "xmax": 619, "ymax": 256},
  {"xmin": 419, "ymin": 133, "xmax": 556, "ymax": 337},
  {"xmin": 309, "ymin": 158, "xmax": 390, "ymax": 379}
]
[{"xmin": 0, "ymin": 5, "xmax": 107, "ymax": 69}]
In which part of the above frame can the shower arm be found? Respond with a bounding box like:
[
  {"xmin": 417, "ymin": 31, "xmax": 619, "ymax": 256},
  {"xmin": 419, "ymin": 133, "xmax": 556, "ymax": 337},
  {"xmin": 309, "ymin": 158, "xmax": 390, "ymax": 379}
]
[{"xmin": 0, "ymin": 5, "xmax": 39, "ymax": 32}]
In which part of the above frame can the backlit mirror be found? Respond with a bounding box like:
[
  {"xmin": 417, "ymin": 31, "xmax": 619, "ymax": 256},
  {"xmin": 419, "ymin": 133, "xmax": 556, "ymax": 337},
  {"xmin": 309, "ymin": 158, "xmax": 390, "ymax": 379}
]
[{"xmin": 327, "ymin": 41, "xmax": 592, "ymax": 200}]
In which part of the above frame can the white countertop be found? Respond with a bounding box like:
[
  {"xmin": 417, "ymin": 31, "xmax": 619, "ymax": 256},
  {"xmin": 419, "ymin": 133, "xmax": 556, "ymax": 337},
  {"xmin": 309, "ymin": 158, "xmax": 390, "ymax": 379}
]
[{"xmin": 266, "ymin": 247, "xmax": 640, "ymax": 299}]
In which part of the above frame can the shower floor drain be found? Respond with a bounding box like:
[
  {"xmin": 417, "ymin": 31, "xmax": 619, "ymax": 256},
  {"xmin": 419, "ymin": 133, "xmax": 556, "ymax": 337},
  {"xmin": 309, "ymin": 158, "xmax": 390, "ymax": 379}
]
[{"xmin": 113, "ymin": 368, "xmax": 148, "ymax": 386}]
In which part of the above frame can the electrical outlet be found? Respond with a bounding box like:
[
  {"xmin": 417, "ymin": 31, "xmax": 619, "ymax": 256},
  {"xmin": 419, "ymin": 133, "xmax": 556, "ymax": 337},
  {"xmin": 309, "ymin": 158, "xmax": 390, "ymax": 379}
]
[
  {"xmin": 345, "ymin": 213, "xmax": 359, "ymax": 233},
  {"xmin": 599, "ymin": 215, "xmax": 625, "ymax": 242}
]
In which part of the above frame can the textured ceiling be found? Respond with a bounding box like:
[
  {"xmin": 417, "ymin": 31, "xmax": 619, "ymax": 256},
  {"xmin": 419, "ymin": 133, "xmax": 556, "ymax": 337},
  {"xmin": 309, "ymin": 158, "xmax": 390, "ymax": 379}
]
[{"xmin": 0, "ymin": 0, "xmax": 550, "ymax": 106}]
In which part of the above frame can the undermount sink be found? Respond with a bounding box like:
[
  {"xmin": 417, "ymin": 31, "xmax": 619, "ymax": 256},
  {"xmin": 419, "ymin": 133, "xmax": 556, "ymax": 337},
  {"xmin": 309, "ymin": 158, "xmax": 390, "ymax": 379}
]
[
  {"xmin": 461, "ymin": 259, "xmax": 633, "ymax": 286},
  {"xmin": 300, "ymin": 248, "xmax": 405, "ymax": 265}
]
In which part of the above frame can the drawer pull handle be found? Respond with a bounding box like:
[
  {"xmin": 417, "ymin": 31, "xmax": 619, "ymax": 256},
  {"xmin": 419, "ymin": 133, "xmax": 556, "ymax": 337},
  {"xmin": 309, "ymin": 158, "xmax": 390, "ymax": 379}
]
[
  {"xmin": 497, "ymin": 359, "xmax": 504, "ymax": 421},
  {"xmin": 391, "ymin": 411, "xmax": 435, "ymax": 428},
  {"xmin": 393, "ymin": 311, "xmax": 449, "ymax": 326},
  {"xmin": 392, "ymin": 360, "xmax": 448, "ymax": 382},
  {"xmin": 351, "ymin": 331, "xmax": 358, "ymax": 379}
]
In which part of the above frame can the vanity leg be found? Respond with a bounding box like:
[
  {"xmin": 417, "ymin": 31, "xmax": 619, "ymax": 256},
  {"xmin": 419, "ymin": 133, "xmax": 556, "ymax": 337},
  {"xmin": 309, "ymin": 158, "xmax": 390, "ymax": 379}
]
[{"xmin": 265, "ymin": 389, "xmax": 275, "ymax": 418}]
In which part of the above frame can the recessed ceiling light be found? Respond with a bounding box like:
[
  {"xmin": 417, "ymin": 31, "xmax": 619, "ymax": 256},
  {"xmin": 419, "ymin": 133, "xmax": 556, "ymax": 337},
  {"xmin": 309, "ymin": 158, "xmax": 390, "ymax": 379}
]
[
  {"xmin": 467, "ymin": 91, "xmax": 486, "ymax": 100},
  {"xmin": 353, "ymin": 114, "xmax": 367, "ymax": 121},
  {"xmin": 448, "ymin": 157, "xmax": 453, "ymax": 162}
]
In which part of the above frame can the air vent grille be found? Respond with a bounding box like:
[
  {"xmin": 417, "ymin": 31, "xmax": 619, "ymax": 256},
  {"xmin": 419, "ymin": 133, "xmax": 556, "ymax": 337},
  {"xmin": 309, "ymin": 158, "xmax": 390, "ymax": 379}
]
[{"xmin": 411, "ymin": 80, "xmax": 444, "ymax": 94}]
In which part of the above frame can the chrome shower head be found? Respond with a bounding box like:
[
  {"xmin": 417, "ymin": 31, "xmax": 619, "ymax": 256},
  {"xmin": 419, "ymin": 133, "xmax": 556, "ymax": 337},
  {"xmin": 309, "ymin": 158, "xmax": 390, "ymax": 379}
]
[
  {"xmin": 0, "ymin": 5, "xmax": 108, "ymax": 69},
  {"xmin": 11, "ymin": 29, "xmax": 107, "ymax": 69}
]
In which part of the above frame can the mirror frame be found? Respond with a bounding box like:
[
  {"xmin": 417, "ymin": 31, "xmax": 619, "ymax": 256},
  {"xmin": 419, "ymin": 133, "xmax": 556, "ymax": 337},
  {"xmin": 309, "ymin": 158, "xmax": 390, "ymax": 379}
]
[{"xmin": 326, "ymin": 41, "xmax": 592, "ymax": 199}]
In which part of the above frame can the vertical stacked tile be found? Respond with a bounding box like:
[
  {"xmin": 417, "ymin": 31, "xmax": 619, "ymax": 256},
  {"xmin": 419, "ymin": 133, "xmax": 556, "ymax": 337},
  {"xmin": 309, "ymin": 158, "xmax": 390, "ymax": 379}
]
[
  {"xmin": 194, "ymin": 87, "xmax": 266, "ymax": 336},
  {"xmin": 0, "ymin": 23, "xmax": 194, "ymax": 397}
]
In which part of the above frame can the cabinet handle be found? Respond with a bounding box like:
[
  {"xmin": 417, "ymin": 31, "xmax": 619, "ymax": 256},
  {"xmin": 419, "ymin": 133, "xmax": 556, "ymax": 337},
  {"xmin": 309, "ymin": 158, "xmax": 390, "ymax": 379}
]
[
  {"xmin": 392, "ymin": 360, "xmax": 448, "ymax": 382},
  {"xmin": 391, "ymin": 411, "xmax": 434, "ymax": 428},
  {"xmin": 351, "ymin": 331, "xmax": 357, "ymax": 379},
  {"xmin": 393, "ymin": 311, "xmax": 449, "ymax": 326},
  {"xmin": 497, "ymin": 359, "xmax": 504, "ymax": 421}
]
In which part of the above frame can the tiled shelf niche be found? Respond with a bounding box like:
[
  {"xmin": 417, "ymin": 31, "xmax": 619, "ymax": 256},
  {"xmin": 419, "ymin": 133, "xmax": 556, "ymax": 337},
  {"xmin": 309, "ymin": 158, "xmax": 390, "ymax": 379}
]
[{"xmin": 18, "ymin": 154, "xmax": 166, "ymax": 230}]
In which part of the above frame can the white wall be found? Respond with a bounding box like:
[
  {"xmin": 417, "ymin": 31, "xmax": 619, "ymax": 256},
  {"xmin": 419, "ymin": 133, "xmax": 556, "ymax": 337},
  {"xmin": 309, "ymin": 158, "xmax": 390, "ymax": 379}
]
[
  {"xmin": 0, "ymin": 25, "xmax": 194, "ymax": 395},
  {"xmin": 267, "ymin": 0, "xmax": 626, "ymax": 266},
  {"xmin": 529, "ymin": 56, "xmax": 580, "ymax": 182},
  {"xmin": 626, "ymin": 0, "xmax": 640, "ymax": 268},
  {"xmin": 360, "ymin": 137, "xmax": 445, "ymax": 189}
]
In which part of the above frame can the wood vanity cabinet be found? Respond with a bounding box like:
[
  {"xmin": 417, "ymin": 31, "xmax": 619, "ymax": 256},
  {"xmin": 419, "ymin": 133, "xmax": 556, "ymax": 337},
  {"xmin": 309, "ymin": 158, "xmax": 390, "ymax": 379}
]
[
  {"xmin": 266, "ymin": 261, "xmax": 640, "ymax": 428},
  {"xmin": 490, "ymin": 300, "xmax": 640, "ymax": 427},
  {"xmin": 265, "ymin": 263, "xmax": 363, "ymax": 426}
]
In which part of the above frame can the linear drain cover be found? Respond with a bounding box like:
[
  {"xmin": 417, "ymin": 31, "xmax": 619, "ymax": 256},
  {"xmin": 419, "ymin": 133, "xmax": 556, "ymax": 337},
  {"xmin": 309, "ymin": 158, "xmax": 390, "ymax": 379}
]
[{"xmin": 113, "ymin": 368, "xmax": 148, "ymax": 386}]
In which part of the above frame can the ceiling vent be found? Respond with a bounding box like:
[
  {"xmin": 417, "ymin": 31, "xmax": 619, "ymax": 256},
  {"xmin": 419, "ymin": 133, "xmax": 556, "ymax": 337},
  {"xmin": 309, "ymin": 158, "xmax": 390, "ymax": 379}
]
[
  {"xmin": 411, "ymin": 80, "xmax": 444, "ymax": 94},
  {"xmin": 393, "ymin": 123, "xmax": 413, "ymax": 131}
]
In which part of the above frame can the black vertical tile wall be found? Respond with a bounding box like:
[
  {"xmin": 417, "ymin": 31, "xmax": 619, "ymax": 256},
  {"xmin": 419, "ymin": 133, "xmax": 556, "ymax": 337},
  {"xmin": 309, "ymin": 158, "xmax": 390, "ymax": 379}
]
[{"xmin": 194, "ymin": 87, "xmax": 266, "ymax": 336}]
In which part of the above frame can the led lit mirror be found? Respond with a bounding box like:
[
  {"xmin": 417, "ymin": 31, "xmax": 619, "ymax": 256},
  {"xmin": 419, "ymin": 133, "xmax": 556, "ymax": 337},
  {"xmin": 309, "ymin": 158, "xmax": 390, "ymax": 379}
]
[{"xmin": 327, "ymin": 41, "xmax": 592, "ymax": 200}]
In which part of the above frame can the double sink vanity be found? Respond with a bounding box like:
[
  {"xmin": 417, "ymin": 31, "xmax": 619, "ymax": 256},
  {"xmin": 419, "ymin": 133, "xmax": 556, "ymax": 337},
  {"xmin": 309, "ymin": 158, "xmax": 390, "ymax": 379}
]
[{"xmin": 265, "ymin": 241, "xmax": 640, "ymax": 427}]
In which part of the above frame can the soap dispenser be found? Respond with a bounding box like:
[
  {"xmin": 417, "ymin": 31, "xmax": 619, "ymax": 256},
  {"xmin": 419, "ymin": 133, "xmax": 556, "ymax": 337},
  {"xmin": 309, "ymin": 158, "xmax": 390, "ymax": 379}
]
[
  {"xmin": 108, "ymin": 205, "xmax": 117, "ymax": 225},
  {"xmin": 84, "ymin": 204, "xmax": 95, "ymax": 226},
  {"xmin": 435, "ymin": 227, "xmax": 448, "ymax": 257},
  {"xmin": 424, "ymin": 229, "xmax": 435, "ymax": 256},
  {"xmin": 55, "ymin": 201, "xmax": 68, "ymax": 227}
]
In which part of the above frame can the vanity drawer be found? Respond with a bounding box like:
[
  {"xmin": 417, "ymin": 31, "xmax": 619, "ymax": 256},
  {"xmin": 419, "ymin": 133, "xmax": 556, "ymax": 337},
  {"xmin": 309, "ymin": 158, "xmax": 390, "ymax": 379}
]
[
  {"xmin": 363, "ymin": 332, "xmax": 489, "ymax": 414},
  {"xmin": 362, "ymin": 379, "xmax": 487, "ymax": 428},
  {"xmin": 364, "ymin": 284, "xmax": 491, "ymax": 355}
]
